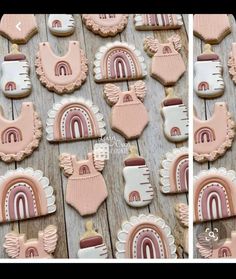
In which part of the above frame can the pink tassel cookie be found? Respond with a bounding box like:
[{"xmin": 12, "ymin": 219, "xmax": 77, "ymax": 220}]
[{"xmin": 175, "ymin": 203, "xmax": 189, "ymax": 254}]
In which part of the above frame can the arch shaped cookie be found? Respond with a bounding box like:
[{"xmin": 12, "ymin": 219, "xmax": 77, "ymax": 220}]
[{"xmin": 48, "ymin": 14, "xmax": 75, "ymax": 36}]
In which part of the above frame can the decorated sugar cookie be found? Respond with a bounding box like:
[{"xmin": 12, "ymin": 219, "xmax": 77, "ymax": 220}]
[
  {"xmin": 194, "ymin": 168, "xmax": 236, "ymax": 223},
  {"xmin": 0, "ymin": 168, "xmax": 56, "ymax": 223},
  {"xmin": 144, "ymin": 35, "xmax": 186, "ymax": 85},
  {"xmin": 123, "ymin": 146, "xmax": 153, "ymax": 207},
  {"xmin": 94, "ymin": 41, "xmax": 147, "ymax": 83},
  {"xmin": 59, "ymin": 150, "xmax": 108, "ymax": 216},
  {"xmin": 134, "ymin": 14, "xmax": 183, "ymax": 30},
  {"xmin": 194, "ymin": 44, "xmax": 224, "ymax": 98},
  {"xmin": 48, "ymin": 14, "xmax": 75, "ymax": 36},
  {"xmin": 82, "ymin": 14, "xmax": 128, "ymax": 37},
  {"xmin": 161, "ymin": 88, "xmax": 189, "ymax": 143},
  {"xmin": 35, "ymin": 41, "xmax": 88, "ymax": 94},
  {"xmin": 227, "ymin": 43, "xmax": 236, "ymax": 84},
  {"xmin": 175, "ymin": 203, "xmax": 189, "ymax": 254},
  {"xmin": 78, "ymin": 221, "xmax": 108, "ymax": 258},
  {"xmin": 0, "ymin": 102, "xmax": 42, "ymax": 162},
  {"xmin": 4, "ymin": 225, "xmax": 58, "ymax": 259},
  {"xmin": 160, "ymin": 147, "xmax": 188, "ymax": 194},
  {"xmin": 194, "ymin": 14, "xmax": 231, "ymax": 44},
  {"xmin": 193, "ymin": 102, "xmax": 235, "ymax": 162},
  {"xmin": 46, "ymin": 97, "xmax": 106, "ymax": 142},
  {"xmin": 0, "ymin": 14, "xmax": 38, "ymax": 44},
  {"xmin": 104, "ymin": 81, "xmax": 148, "ymax": 139},
  {"xmin": 116, "ymin": 214, "xmax": 177, "ymax": 259},
  {"xmin": 1, "ymin": 44, "xmax": 31, "ymax": 98}
]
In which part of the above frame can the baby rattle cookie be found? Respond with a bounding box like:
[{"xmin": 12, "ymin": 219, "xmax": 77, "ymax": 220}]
[
  {"xmin": 193, "ymin": 102, "xmax": 235, "ymax": 162},
  {"xmin": 194, "ymin": 44, "xmax": 224, "ymax": 98},
  {"xmin": 48, "ymin": 14, "xmax": 75, "ymax": 36},
  {"xmin": 82, "ymin": 14, "xmax": 128, "ymax": 37},
  {"xmin": 77, "ymin": 221, "xmax": 108, "ymax": 258},
  {"xmin": 175, "ymin": 203, "xmax": 189, "ymax": 254},
  {"xmin": 4, "ymin": 225, "xmax": 58, "ymax": 259}
]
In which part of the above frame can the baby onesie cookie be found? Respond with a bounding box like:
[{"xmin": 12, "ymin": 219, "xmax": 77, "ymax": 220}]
[
  {"xmin": 123, "ymin": 146, "xmax": 153, "ymax": 207},
  {"xmin": 227, "ymin": 43, "xmax": 236, "ymax": 84},
  {"xmin": 193, "ymin": 14, "xmax": 231, "ymax": 44},
  {"xmin": 59, "ymin": 150, "xmax": 108, "ymax": 216},
  {"xmin": 116, "ymin": 214, "xmax": 177, "ymax": 259},
  {"xmin": 94, "ymin": 41, "xmax": 147, "ymax": 83},
  {"xmin": 193, "ymin": 102, "xmax": 235, "ymax": 162},
  {"xmin": 4, "ymin": 225, "xmax": 58, "ymax": 259},
  {"xmin": 160, "ymin": 147, "xmax": 188, "ymax": 194},
  {"xmin": 161, "ymin": 88, "xmax": 189, "ymax": 143},
  {"xmin": 78, "ymin": 221, "xmax": 108, "ymax": 258},
  {"xmin": 194, "ymin": 44, "xmax": 224, "ymax": 98},
  {"xmin": 0, "ymin": 168, "xmax": 56, "ymax": 223},
  {"xmin": 46, "ymin": 97, "xmax": 106, "ymax": 142},
  {"xmin": 175, "ymin": 203, "xmax": 189, "ymax": 254},
  {"xmin": 134, "ymin": 14, "xmax": 183, "ymax": 30},
  {"xmin": 104, "ymin": 81, "xmax": 148, "ymax": 139},
  {"xmin": 0, "ymin": 14, "xmax": 38, "ymax": 44},
  {"xmin": 194, "ymin": 168, "xmax": 236, "ymax": 223},
  {"xmin": 0, "ymin": 102, "xmax": 42, "ymax": 162},
  {"xmin": 144, "ymin": 35, "xmax": 186, "ymax": 86},
  {"xmin": 1, "ymin": 44, "xmax": 31, "ymax": 98},
  {"xmin": 48, "ymin": 14, "xmax": 75, "ymax": 36},
  {"xmin": 35, "ymin": 41, "xmax": 88, "ymax": 94},
  {"xmin": 82, "ymin": 14, "xmax": 128, "ymax": 37}
]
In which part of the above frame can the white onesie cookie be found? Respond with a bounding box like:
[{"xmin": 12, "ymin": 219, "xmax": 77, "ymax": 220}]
[{"xmin": 48, "ymin": 14, "xmax": 75, "ymax": 36}]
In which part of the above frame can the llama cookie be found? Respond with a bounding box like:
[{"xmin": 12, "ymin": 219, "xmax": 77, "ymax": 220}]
[
  {"xmin": 227, "ymin": 43, "xmax": 236, "ymax": 84},
  {"xmin": 59, "ymin": 150, "xmax": 108, "ymax": 216},
  {"xmin": 46, "ymin": 97, "xmax": 106, "ymax": 142},
  {"xmin": 82, "ymin": 14, "xmax": 128, "ymax": 37},
  {"xmin": 160, "ymin": 147, "xmax": 188, "ymax": 194},
  {"xmin": 35, "ymin": 41, "xmax": 88, "ymax": 94},
  {"xmin": 78, "ymin": 221, "xmax": 108, "ymax": 259},
  {"xmin": 4, "ymin": 225, "xmax": 58, "ymax": 258},
  {"xmin": 193, "ymin": 102, "xmax": 235, "ymax": 162},
  {"xmin": 48, "ymin": 14, "xmax": 75, "ymax": 36},
  {"xmin": 175, "ymin": 203, "xmax": 189, "ymax": 254},
  {"xmin": 123, "ymin": 146, "xmax": 153, "ymax": 207},
  {"xmin": 94, "ymin": 41, "xmax": 147, "ymax": 82},
  {"xmin": 1, "ymin": 44, "xmax": 31, "ymax": 98},
  {"xmin": 193, "ymin": 14, "xmax": 231, "ymax": 44},
  {"xmin": 194, "ymin": 44, "xmax": 224, "ymax": 98},
  {"xmin": 116, "ymin": 214, "xmax": 177, "ymax": 259},
  {"xmin": 0, "ymin": 14, "xmax": 38, "ymax": 44},
  {"xmin": 134, "ymin": 14, "xmax": 183, "ymax": 30},
  {"xmin": 144, "ymin": 35, "xmax": 186, "ymax": 85},
  {"xmin": 0, "ymin": 168, "xmax": 56, "ymax": 223},
  {"xmin": 104, "ymin": 81, "xmax": 148, "ymax": 139},
  {"xmin": 0, "ymin": 102, "xmax": 42, "ymax": 162},
  {"xmin": 161, "ymin": 88, "xmax": 189, "ymax": 143},
  {"xmin": 194, "ymin": 168, "xmax": 236, "ymax": 223}
]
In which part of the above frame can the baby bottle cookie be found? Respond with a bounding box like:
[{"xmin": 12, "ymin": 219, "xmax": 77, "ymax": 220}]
[
  {"xmin": 123, "ymin": 145, "xmax": 154, "ymax": 207},
  {"xmin": 48, "ymin": 14, "xmax": 75, "ymax": 36},
  {"xmin": 1, "ymin": 44, "xmax": 32, "ymax": 98}
]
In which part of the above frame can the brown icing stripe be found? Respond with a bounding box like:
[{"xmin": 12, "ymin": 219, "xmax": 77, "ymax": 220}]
[
  {"xmin": 80, "ymin": 236, "xmax": 103, "ymax": 248},
  {"xmin": 4, "ymin": 54, "xmax": 26, "ymax": 61},
  {"xmin": 125, "ymin": 158, "xmax": 146, "ymax": 166},
  {"xmin": 197, "ymin": 54, "xmax": 219, "ymax": 61},
  {"xmin": 163, "ymin": 98, "xmax": 183, "ymax": 106}
]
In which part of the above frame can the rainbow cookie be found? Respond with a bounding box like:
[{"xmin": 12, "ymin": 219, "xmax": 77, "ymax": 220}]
[{"xmin": 48, "ymin": 14, "xmax": 75, "ymax": 36}]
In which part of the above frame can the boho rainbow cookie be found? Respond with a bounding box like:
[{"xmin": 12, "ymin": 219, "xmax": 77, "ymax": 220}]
[
  {"xmin": 35, "ymin": 41, "xmax": 88, "ymax": 94},
  {"xmin": 4, "ymin": 225, "xmax": 58, "ymax": 258},
  {"xmin": 0, "ymin": 102, "xmax": 42, "ymax": 162},
  {"xmin": 48, "ymin": 14, "xmax": 75, "ymax": 36},
  {"xmin": 193, "ymin": 102, "xmax": 235, "ymax": 162},
  {"xmin": 0, "ymin": 168, "xmax": 56, "ymax": 223},
  {"xmin": 175, "ymin": 203, "xmax": 189, "ymax": 254},
  {"xmin": 82, "ymin": 14, "xmax": 128, "ymax": 37},
  {"xmin": 104, "ymin": 81, "xmax": 148, "ymax": 139}
]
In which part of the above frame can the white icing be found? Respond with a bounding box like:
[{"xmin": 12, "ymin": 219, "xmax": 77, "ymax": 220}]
[
  {"xmin": 77, "ymin": 244, "xmax": 108, "ymax": 259},
  {"xmin": 48, "ymin": 14, "xmax": 75, "ymax": 36}
]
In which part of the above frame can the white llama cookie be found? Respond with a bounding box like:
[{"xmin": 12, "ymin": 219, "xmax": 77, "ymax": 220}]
[{"xmin": 48, "ymin": 14, "xmax": 75, "ymax": 36}]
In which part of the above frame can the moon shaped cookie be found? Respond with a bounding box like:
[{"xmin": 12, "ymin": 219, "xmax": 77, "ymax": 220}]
[
  {"xmin": 175, "ymin": 203, "xmax": 189, "ymax": 254},
  {"xmin": 48, "ymin": 14, "xmax": 75, "ymax": 36}
]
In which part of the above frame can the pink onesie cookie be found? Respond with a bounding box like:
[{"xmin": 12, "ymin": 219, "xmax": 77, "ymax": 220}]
[{"xmin": 104, "ymin": 81, "xmax": 148, "ymax": 139}]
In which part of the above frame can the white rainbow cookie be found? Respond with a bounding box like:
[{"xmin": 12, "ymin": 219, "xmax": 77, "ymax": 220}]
[
  {"xmin": 48, "ymin": 14, "xmax": 75, "ymax": 36},
  {"xmin": 175, "ymin": 203, "xmax": 189, "ymax": 254}
]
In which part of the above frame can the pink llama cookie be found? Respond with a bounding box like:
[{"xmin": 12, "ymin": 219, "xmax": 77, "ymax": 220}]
[
  {"xmin": 4, "ymin": 225, "xmax": 58, "ymax": 258},
  {"xmin": 175, "ymin": 203, "xmax": 189, "ymax": 254},
  {"xmin": 48, "ymin": 14, "xmax": 75, "ymax": 36},
  {"xmin": 35, "ymin": 41, "xmax": 88, "ymax": 94},
  {"xmin": 193, "ymin": 102, "xmax": 235, "ymax": 162},
  {"xmin": 144, "ymin": 35, "xmax": 186, "ymax": 85},
  {"xmin": 104, "ymin": 81, "xmax": 148, "ymax": 139}
]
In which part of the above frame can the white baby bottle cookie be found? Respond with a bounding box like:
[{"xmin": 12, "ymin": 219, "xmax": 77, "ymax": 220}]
[
  {"xmin": 48, "ymin": 14, "xmax": 75, "ymax": 36},
  {"xmin": 1, "ymin": 44, "xmax": 31, "ymax": 98}
]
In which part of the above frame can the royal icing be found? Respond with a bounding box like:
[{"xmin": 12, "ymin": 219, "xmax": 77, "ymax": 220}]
[
  {"xmin": 228, "ymin": 43, "xmax": 236, "ymax": 84},
  {"xmin": 175, "ymin": 203, "xmax": 189, "ymax": 254},
  {"xmin": 48, "ymin": 14, "xmax": 75, "ymax": 36}
]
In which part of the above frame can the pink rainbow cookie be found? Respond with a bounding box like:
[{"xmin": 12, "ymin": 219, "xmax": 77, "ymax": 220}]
[
  {"xmin": 48, "ymin": 14, "xmax": 75, "ymax": 36},
  {"xmin": 175, "ymin": 203, "xmax": 189, "ymax": 254}
]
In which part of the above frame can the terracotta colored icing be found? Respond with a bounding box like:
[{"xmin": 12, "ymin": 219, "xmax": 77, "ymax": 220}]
[
  {"xmin": 175, "ymin": 203, "xmax": 189, "ymax": 254},
  {"xmin": 0, "ymin": 14, "xmax": 38, "ymax": 44},
  {"xmin": 35, "ymin": 41, "xmax": 88, "ymax": 94},
  {"xmin": 104, "ymin": 81, "xmax": 148, "ymax": 139},
  {"xmin": 0, "ymin": 102, "xmax": 42, "ymax": 162},
  {"xmin": 194, "ymin": 14, "xmax": 231, "ymax": 44},
  {"xmin": 193, "ymin": 102, "xmax": 235, "ymax": 162},
  {"xmin": 227, "ymin": 43, "xmax": 236, "ymax": 84},
  {"xmin": 4, "ymin": 225, "xmax": 58, "ymax": 258},
  {"xmin": 48, "ymin": 14, "xmax": 75, "ymax": 36},
  {"xmin": 116, "ymin": 214, "xmax": 177, "ymax": 259},
  {"xmin": 124, "ymin": 157, "xmax": 146, "ymax": 166},
  {"xmin": 82, "ymin": 14, "xmax": 128, "ymax": 37},
  {"xmin": 0, "ymin": 168, "xmax": 56, "ymax": 223}
]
